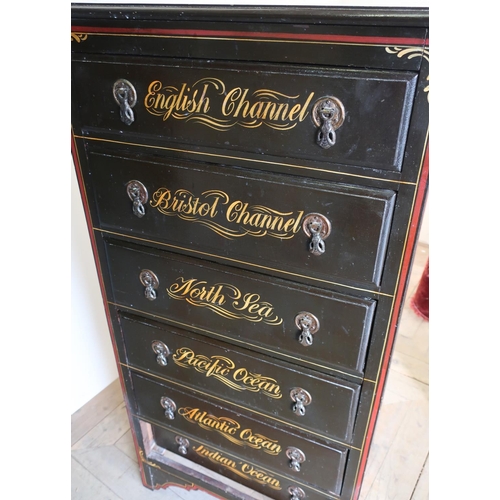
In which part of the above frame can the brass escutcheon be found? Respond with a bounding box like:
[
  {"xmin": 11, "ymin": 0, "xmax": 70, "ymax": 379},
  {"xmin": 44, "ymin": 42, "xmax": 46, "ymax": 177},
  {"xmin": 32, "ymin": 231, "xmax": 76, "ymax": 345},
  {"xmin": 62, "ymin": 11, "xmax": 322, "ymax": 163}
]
[
  {"xmin": 312, "ymin": 96, "xmax": 345, "ymax": 149},
  {"xmin": 113, "ymin": 79, "xmax": 137, "ymax": 126},
  {"xmin": 160, "ymin": 396, "xmax": 177, "ymax": 420},
  {"xmin": 151, "ymin": 340, "xmax": 171, "ymax": 366},
  {"xmin": 302, "ymin": 213, "xmax": 331, "ymax": 256},
  {"xmin": 175, "ymin": 436, "xmax": 190, "ymax": 455},
  {"xmin": 288, "ymin": 486, "xmax": 306, "ymax": 500},
  {"xmin": 290, "ymin": 387, "xmax": 312, "ymax": 417},
  {"xmin": 126, "ymin": 180, "xmax": 148, "ymax": 218},
  {"xmin": 286, "ymin": 447, "xmax": 306, "ymax": 472},
  {"xmin": 139, "ymin": 269, "xmax": 160, "ymax": 301},
  {"xmin": 294, "ymin": 312, "xmax": 320, "ymax": 347}
]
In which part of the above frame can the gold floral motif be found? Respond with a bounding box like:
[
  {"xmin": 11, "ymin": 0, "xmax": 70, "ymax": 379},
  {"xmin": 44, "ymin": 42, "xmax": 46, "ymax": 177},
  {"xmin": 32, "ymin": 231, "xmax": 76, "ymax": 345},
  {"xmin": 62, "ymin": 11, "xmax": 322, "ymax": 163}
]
[
  {"xmin": 71, "ymin": 33, "xmax": 88, "ymax": 43},
  {"xmin": 139, "ymin": 450, "xmax": 163, "ymax": 470},
  {"xmin": 385, "ymin": 46, "xmax": 429, "ymax": 62},
  {"xmin": 385, "ymin": 46, "xmax": 429, "ymax": 101}
]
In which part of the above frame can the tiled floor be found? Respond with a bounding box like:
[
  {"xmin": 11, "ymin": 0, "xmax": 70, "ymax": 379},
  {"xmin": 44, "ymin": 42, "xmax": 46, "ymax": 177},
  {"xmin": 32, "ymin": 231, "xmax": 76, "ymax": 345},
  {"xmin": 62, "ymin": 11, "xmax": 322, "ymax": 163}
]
[{"xmin": 72, "ymin": 243, "xmax": 429, "ymax": 500}]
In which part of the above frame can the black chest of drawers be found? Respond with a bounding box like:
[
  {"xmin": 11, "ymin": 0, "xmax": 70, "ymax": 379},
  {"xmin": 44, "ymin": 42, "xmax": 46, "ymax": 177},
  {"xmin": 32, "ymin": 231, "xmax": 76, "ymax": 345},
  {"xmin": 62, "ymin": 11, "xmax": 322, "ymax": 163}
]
[{"xmin": 71, "ymin": 5, "xmax": 429, "ymax": 500}]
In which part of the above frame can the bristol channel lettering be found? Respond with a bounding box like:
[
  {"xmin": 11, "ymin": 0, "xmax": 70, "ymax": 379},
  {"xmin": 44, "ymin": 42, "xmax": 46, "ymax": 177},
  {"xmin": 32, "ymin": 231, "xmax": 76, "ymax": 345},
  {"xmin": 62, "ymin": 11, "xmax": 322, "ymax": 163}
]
[{"xmin": 149, "ymin": 187, "xmax": 304, "ymax": 240}]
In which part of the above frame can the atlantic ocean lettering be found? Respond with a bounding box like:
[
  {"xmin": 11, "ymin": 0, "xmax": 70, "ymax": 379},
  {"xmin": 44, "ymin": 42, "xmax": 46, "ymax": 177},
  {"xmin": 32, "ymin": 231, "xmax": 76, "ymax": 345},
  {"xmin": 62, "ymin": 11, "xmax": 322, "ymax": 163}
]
[
  {"xmin": 149, "ymin": 187, "xmax": 304, "ymax": 240},
  {"xmin": 180, "ymin": 408, "xmax": 282, "ymax": 455},
  {"xmin": 193, "ymin": 445, "xmax": 282, "ymax": 490},
  {"xmin": 144, "ymin": 77, "xmax": 314, "ymax": 131},
  {"xmin": 173, "ymin": 347, "xmax": 282, "ymax": 398},
  {"xmin": 167, "ymin": 278, "xmax": 283, "ymax": 326}
]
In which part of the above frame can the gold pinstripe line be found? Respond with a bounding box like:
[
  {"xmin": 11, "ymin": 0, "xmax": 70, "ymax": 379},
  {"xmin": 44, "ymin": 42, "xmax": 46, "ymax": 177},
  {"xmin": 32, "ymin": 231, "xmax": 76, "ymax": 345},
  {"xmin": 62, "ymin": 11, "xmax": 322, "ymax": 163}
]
[
  {"xmin": 136, "ymin": 414, "xmax": 344, "ymax": 499},
  {"xmin": 349, "ymin": 128, "xmax": 429, "ymax": 500},
  {"xmin": 96, "ymin": 227, "xmax": 392, "ymax": 297},
  {"xmin": 123, "ymin": 361, "xmax": 361, "ymax": 451},
  {"xmin": 109, "ymin": 301, "xmax": 371, "ymax": 383},
  {"xmin": 73, "ymin": 134, "xmax": 416, "ymax": 186},
  {"xmin": 75, "ymin": 31, "xmax": 422, "ymax": 50}
]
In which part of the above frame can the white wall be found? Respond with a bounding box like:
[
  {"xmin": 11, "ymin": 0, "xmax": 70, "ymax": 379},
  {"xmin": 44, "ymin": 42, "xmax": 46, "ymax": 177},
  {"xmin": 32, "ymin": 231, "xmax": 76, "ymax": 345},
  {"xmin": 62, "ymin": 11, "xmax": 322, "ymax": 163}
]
[
  {"xmin": 72, "ymin": 163, "xmax": 118, "ymax": 415},
  {"xmin": 419, "ymin": 196, "xmax": 430, "ymax": 245}
]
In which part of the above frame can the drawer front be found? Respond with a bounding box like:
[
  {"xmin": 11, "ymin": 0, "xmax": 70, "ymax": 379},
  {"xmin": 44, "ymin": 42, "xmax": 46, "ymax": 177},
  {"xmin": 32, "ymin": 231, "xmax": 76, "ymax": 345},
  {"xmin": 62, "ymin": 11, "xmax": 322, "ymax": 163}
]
[
  {"xmin": 90, "ymin": 151, "xmax": 395, "ymax": 290},
  {"xmin": 72, "ymin": 56, "xmax": 417, "ymax": 172},
  {"xmin": 106, "ymin": 238, "xmax": 375, "ymax": 379},
  {"xmin": 144, "ymin": 421, "xmax": 341, "ymax": 500},
  {"xmin": 120, "ymin": 312, "xmax": 360, "ymax": 442},
  {"xmin": 132, "ymin": 372, "xmax": 348, "ymax": 496}
]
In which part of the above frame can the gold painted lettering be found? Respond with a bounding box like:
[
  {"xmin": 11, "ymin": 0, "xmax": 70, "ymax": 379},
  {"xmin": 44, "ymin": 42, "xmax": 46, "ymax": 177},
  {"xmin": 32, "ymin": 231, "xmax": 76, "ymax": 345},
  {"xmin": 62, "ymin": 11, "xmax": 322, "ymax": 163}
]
[
  {"xmin": 240, "ymin": 464, "xmax": 281, "ymax": 489},
  {"xmin": 239, "ymin": 428, "xmax": 282, "ymax": 455}
]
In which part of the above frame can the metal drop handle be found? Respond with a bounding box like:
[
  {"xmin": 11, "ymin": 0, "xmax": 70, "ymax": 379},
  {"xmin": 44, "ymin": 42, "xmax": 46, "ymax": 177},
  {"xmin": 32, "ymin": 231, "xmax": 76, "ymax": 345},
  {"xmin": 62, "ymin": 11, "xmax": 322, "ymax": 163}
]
[
  {"xmin": 311, "ymin": 96, "xmax": 345, "ymax": 149},
  {"xmin": 302, "ymin": 213, "xmax": 331, "ymax": 256},
  {"xmin": 175, "ymin": 436, "xmax": 190, "ymax": 455},
  {"xmin": 288, "ymin": 486, "xmax": 306, "ymax": 500},
  {"xmin": 113, "ymin": 79, "xmax": 137, "ymax": 126},
  {"xmin": 152, "ymin": 341, "xmax": 171, "ymax": 366},
  {"xmin": 126, "ymin": 180, "xmax": 148, "ymax": 218},
  {"xmin": 286, "ymin": 447, "xmax": 306, "ymax": 472},
  {"xmin": 139, "ymin": 270, "xmax": 159, "ymax": 301},
  {"xmin": 160, "ymin": 396, "xmax": 177, "ymax": 420},
  {"xmin": 295, "ymin": 312, "xmax": 320, "ymax": 347},
  {"xmin": 290, "ymin": 388, "xmax": 312, "ymax": 417}
]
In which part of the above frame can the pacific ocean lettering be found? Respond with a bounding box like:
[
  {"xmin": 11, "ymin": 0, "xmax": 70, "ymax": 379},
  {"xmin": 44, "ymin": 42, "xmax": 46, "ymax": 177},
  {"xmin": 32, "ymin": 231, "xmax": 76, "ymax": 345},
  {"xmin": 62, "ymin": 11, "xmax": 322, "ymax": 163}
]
[{"xmin": 173, "ymin": 347, "xmax": 282, "ymax": 398}]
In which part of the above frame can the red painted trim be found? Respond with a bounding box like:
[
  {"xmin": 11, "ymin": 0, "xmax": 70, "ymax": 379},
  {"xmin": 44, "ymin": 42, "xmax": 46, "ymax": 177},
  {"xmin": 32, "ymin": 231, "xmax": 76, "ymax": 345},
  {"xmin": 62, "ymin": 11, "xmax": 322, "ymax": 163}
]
[
  {"xmin": 71, "ymin": 131, "xmax": 148, "ymax": 485},
  {"xmin": 352, "ymin": 143, "xmax": 429, "ymax": 500},
  {"xmin": 71, "ymin": 25, "xmax": 427, "ymax": 46}
]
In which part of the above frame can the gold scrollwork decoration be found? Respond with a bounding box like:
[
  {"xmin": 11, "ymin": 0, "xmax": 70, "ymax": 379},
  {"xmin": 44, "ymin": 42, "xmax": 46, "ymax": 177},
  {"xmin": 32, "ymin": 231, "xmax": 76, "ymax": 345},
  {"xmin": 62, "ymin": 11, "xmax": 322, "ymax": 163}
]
[
  {"xmin": 385, "ymin": 45, "xmax": 429, "ymax": 62},
  {"xmin": 385, "ymin": 46, "xmax": 429, "ymax": 101},
  {"xmin": 71, "ymin": 33, "xmax": 88, "ymax": 43},
  {"xmin": 139, "ymin": 450, "xmax": 163, "ymax": 470}
]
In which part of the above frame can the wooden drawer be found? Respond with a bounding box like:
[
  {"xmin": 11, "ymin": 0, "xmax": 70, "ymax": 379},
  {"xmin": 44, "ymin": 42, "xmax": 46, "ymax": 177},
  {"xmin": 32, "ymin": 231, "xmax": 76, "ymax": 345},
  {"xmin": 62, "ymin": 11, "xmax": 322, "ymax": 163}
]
[
  {"xmin": 89, "ymin": 150, "xmax": 395, "ymax": 290},
  {"xmin": 131, "ymin": 372, "xmax": 349, "ymax": 496},
  {"xmin": 105, "ymin": 237, "xmax": 375, "ymax": 379},
  {"xmin": 72, "ymin": 55, "xmax": 417, "ymax": 172},
  {"xmin": 141, "ymin": 420, "xmax": 342, "ymax": 500},
  {"xmin": 119, "ymin": 311, "xmax": 361, "ymax": 443}
]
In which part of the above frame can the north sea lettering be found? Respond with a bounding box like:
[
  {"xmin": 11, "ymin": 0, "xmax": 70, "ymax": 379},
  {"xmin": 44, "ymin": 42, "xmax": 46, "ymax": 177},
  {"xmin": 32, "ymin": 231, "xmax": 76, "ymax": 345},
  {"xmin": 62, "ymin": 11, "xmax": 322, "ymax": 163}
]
[
  {"xmin": 167, "ymin": 278, "xmax": 283, "ymax": 326},
  {"xmin": 173, "ymin": 347, "xmax": 282, "ymax": 398}
]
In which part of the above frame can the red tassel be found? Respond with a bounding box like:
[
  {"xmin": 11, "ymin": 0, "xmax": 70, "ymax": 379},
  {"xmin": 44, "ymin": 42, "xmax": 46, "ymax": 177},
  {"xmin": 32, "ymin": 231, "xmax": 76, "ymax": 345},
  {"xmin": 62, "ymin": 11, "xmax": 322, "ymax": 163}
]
[{"xmin": 410, "ymin": 259, "xmax": 429, "ymax": 321}]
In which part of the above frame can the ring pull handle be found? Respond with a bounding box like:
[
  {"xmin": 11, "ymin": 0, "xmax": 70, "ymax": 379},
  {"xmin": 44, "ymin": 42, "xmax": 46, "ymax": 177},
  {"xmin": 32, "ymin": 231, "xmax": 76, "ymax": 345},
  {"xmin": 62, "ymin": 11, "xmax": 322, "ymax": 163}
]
[
  {"xmin": 302, "ymin": 213, "xmax": 331, "ymax": 256},
  {"xmin": 294, "ymin": 312, "xmax": 320, "ymax": 347},
  {"xmin": 113, "ymin": 79, "xmax": 137, "ymax": 126},
  {"xmin": 151, "ymin": 341, "xmax": 171, "ymax": 366},
  {"xmin": 175, "ymin": 436, "xmax": 190, "ymax": 455},
  {"xmin": 139, "ymin": 270, "xmax": 159, "ymax": 301},
  {"xmin": 160, "ymin": 396, "xmax": 177, "ymax": 420},
  {"xmin": 126, "ymin": 180, "xmax": 148, "ymax": 218},
  {"xmin": 288, "ymin": 486, "xmax": 306, "ymax": 500},
  {"xmin": 312, "ymin": 96, "xmax": 345, "ymax": 149},
  {"xmin": 286, "ymin": 447, "xmax": 306, "ymax": 472},
  {"xmin": 290, "ymin": 388, "xmax": 312, "ymax": 417}
]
